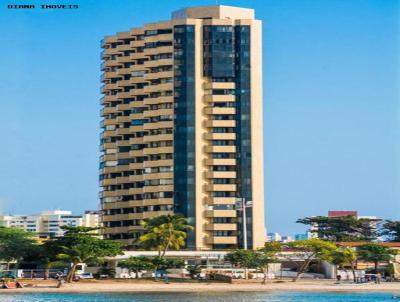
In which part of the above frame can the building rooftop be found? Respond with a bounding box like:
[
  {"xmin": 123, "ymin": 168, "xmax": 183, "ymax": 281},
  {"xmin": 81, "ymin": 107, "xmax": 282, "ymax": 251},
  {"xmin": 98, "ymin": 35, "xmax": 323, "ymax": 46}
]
[{"xmin": 171, "ymin": 5, "xmax": 254, "ymax": 20}]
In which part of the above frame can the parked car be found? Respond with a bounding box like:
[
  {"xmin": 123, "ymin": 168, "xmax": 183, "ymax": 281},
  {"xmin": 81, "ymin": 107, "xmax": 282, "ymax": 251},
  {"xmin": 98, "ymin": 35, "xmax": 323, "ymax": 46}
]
[{"xmin": 76, "ymin": 273, "xmax": 94, "ymax": 279}]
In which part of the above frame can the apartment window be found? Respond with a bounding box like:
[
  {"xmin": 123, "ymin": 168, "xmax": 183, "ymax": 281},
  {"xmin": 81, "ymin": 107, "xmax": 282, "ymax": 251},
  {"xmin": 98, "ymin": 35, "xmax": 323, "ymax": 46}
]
[{"xmin": 131, "ymin": 120, "xmax": 145, "ymax": 126}]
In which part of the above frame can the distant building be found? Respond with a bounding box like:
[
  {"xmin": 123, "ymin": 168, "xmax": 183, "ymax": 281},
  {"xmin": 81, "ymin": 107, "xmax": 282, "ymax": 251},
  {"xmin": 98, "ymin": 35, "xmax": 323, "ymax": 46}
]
[
  {"xmin": 0, "ymin": 210, "xmax": 100, "ymax": 238},
  {"xmin": 327, "ymin": 210, "xmax": 357, "ymax": 217},
  {"xmin": 294, "ymin": 231, "xmax": 313, "ymax": 241},
  {"xmin": 280, "ymin": 235, "xmax": 294, "ymax": 243},
  {"xmin": 266, "ymin": 233, "xmax": 294, "ymax": 243},
  {"xmin": 266, "ymin": 232, "xmax": 282, "ymax": 242}
]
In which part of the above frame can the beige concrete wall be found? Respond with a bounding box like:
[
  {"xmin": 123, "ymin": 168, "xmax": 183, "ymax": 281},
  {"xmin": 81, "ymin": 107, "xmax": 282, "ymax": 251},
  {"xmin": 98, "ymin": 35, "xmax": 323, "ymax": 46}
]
[
  {"xmin": 194, "ymin": 19, "xmax": 209, "ymax": 250},
  {"xmin": 250, "ymin": 20, "xmax": 266, "ymax": 248}
]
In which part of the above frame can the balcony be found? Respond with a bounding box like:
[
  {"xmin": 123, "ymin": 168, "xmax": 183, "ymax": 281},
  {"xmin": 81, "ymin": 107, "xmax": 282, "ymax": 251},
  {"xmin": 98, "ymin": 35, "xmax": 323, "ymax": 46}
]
[
  {"xmin": 204, "ymin": 133, "xmax": 236, "ymax": 140},
  {"xmin": 116, "ymin": 91, "xmax": 131, "ymax": 99},
  {"xmin": 118, "ymin": 44, "xmax": 132, "ymax": 51},
  {"xmin": 129, "ymin": 137, "xmax": 144, "ymax": 145},
  {"xmin": 144, "ymin": 46, "xmax": 173, "ymax": 55},
  {"xmin": 116, "ymin": 103, "xmax": 130, "ymax": 111},
  {"xmin": 143, "ymin": 134, "xmax": 173, "ymax": 143},
  {"xmin": 143, "ymin": 121, "xmax": 173, "ymax": 130},
  {"xmin": 116, "ymin": 115, "xmax": 131, "ymax": 123},
  {"xmin": 144, "ymin": 71, "xmax": 173, "ymax": 80},
  {"xmin": 204, "ymin": 158, "xmax": 236, "ymax": 166},
  {"xmin": 204, "ymin": 107, "xmax": 236, "ymax": 115},
  {"xmin": 129, "ymin": 150, "xmax": 144, "ymax": 157},
  {"xmin": 205, "ymin": 210, "xmax": 236, "ymax": 218},
  {"xmin": 145, "ymin": 33, "xmax": 173, "ymax": 43},
  {"xmin": 144, "ymin": 58, "xmax": 173, "ymax": 68},
  {"xmin": 129, "ymin": 162, "xmax": 144, "ymax": 170},
  {"xmin": 204, "ymin": 120, "xmax": 236, "ymax": 128},
  {"xmin": 116, "ymin": 128, "xmax": 131, "ymax": 135},
  {"xmin": 116, "ymin": 31, "xmax": 132, "ymax": 39},
  {"xmin": 204, "ymin": 145, "xmax": 236, "ymax": 153},
  {"xmin": 104, "ymin": 59, "xmax": 121, "ymax": 68},
  {"xmin": 144, "ymin": 96, "xmax": 173, "ymax": 105},
  {"xmin": 205, "ymin": 184, "xmax": 237, "ymax": 192},
  {"xmin": 143, "ymin": 146, "xmax": 173, "ymax": 155},
  {"xmin": 145, "ymin": 83, "xmax": 173, "ymax": 93},
  {"xmin": 205, "ymin": 223, "xmax": 237, "ymax": 231},
  {"xmin": 143, "ymin": 159, "xmax": 173, "ymax": 168},
  {"xmin": 102, "ymin": 226, "xmax": 131, "ymax": 234},
  {"xmin": 205, "ymin": 236, "xmax": 237, "ymax": 245},
  {"xmin": 143, "ymin": 108, "xmax": 173, "ymax": 118},
  {"xmin": 128, "ymin": 175, "xmax": 143, "ymax": 182},
  {"xmin": 204, "ymin": 95, "xmax": 235, "ymax": 102},
  {"xmin": 206, "ymin": 197, "xmax": 237, "ymax": 205},
  {"xmin": 130, "ymin": 40, "xmax": 146, "ymax": 47},
  {"xmin": 204, "ymin": 171, "xmax": 237, "ymax": 179},
  {"xmin": 143, "ymin": 185, "xmax": 173, "ymax": 193},
  {"xmin": 143, "ymin": 172, "xmax": 173, "ymax": 180},
  {"xmin": 203, "ymin": 82, "xmax": 235, "ymax": 90},
  {"xmin": 103, "ymin": 71, "xmax": 119, "ymax": 79},
  {"xmin": 130, "ymin": 52, "xmax": 146, "ymax": 60}
]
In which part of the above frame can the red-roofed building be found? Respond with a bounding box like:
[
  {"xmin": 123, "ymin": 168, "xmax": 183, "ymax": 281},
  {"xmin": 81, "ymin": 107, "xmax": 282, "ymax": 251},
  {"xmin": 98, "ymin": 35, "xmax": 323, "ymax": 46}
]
[{"xmin": 328, "ymin": 210, "xmax": 357, "ymax": 217}]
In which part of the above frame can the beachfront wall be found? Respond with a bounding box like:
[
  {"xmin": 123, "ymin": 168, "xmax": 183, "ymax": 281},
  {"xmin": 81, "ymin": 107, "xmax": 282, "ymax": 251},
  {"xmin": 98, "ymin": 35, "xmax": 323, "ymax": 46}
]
[{"xmin": 105, "ymin": 251, "xmax": 338, "ymax": 279}]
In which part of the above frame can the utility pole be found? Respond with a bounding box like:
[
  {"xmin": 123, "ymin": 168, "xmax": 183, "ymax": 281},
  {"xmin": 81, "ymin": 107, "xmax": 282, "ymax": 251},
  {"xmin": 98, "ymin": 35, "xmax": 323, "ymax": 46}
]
[
  {"xmin": 236, "ymin": 198, "xmax": 252, "ymax": 250},
  {"xmin": 242, "ymin": 197, "xmax": 248, "ymax": 250}
]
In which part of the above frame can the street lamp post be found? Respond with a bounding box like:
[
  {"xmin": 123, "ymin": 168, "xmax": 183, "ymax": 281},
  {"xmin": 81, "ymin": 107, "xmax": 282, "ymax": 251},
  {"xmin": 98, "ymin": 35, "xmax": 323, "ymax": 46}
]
[
  {"xmin": 236, "ymin": 198, "xmax": 252, "ymax": 250},
  {"xmin": 242, "ymin": 198, "xmax": 248, "ymax": 250}
]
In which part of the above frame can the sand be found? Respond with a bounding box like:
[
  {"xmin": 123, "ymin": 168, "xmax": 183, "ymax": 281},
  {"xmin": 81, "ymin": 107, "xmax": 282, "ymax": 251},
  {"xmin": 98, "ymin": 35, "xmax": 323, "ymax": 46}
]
[{"xmin": 0, "ymin": 279, "xmax": 399, "ymax": 294}]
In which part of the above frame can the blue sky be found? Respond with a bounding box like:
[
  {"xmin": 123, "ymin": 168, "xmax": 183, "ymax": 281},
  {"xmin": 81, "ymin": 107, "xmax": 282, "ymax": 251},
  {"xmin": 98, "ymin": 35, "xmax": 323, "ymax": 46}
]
[{"xmin": 0, "ymin": 0, "xmax": 399, "ymax": 235}]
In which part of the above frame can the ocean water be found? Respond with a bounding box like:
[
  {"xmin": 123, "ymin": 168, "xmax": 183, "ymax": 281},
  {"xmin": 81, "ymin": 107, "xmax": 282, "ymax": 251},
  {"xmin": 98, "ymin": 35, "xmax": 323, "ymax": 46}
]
[{"xmin": 0, "ymin": 292, "xmax": 395, "ymax": 302}]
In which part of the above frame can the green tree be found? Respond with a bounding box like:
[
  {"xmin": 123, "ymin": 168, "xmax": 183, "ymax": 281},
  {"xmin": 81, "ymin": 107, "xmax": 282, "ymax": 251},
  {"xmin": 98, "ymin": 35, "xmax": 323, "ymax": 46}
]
[
  {"xmin": 139, "ymin": 214, "xmax": 193, "ymax": 258},
  {"xmin": 54, "ymin": 226, "xmax": 123, "ymax": 283},
  {"xmin": 97, "ymin": 266, "xmax": 116, "ymax": 278},
  {"xmin": 381, "ymin": 220, "xmax": 400, "ymax": 242},
  {"xmin": 150, "ymin": 256, "xmax": 184, "ymax": 270},
  {"xmin": 258, "ymin": 242, "xmax": 281, "ymax": 284},
  {"xmin": 288, "ymin": 238, "xmax": 337, "ymax": 282},
  {"xmin": 330, "ymin": 247, "xmax": 357, "ymax": 281},
  {"xmin": 0, "ymin": 227, "xmax": 36, "ymax": 270},
  {"xmin": 22, "ymin": 239, "xmax": 64, "ymax": 279},
  {"xmin": 226, "ymin": 249, "xmax": 258, "ymax": 279},
  {"xmin": 118, "ymin": 256, "xmax": 153, "ymax": 278},
  {"xmin": 297, "ymin": 216, "xmax": 378, "ymax": 242},
  {"xmin": 357, "ymin": 243, "xmax": 397, "ymax": 271},
  {"xmin": 149, "ymin": 256, "xmax": 184, "ymax": 281}
]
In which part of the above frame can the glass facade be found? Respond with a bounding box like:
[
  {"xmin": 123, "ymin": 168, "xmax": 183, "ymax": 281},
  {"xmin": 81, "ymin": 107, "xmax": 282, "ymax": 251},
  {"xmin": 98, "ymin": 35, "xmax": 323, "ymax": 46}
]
[
  {"xmin": 202, "ymin": 24, "xmax": 254, "ymax": 249},
  {"xmin": 173, "ymin": 25, "xmax": 196, "ymax": 248},
  {"xmin": 203, "ymin": 26, "xmax": 235, "ymax": 77},
  {"xmin": 235, "ymin": 26, "xmax": 253, "ymax": 249}
]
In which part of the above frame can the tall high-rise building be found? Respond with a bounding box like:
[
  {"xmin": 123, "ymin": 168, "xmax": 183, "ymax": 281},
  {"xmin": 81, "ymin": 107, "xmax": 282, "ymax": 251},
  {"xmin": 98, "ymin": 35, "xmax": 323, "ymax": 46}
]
[{"xmin": 100, "ymin": 5, "xmax": 264, "ymax": 250}]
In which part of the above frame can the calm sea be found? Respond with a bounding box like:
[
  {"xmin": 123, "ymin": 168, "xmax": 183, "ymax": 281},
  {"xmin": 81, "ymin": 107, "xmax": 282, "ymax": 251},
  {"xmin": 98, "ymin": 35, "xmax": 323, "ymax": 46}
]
[{"xmin": 0, "ymin": 292, "xmax": 396, "ymax": 302}]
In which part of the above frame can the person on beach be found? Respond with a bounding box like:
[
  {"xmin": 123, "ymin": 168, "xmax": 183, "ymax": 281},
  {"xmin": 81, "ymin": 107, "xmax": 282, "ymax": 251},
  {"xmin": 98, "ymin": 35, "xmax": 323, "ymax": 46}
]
[
  {"xmin": 56, "ymin": 272, "xmax": 64, "ymax": 288},
  {"xmin": 376, "ymin": 273, "xmax": 381, "ymax": 284}
]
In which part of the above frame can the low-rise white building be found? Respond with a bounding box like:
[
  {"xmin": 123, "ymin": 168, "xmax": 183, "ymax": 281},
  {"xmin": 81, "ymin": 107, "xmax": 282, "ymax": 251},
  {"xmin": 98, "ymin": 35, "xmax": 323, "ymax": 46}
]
[{"xmin": 0, "ymin": 210, "xmax": 100, "ymax": 237}]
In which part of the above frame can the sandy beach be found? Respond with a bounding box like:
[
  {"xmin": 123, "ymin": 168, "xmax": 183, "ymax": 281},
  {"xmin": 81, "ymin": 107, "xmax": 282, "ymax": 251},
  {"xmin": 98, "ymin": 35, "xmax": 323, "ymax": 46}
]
[{"xmin": 0, "ymin": 279, "xmax": 399, "ymax": 294}]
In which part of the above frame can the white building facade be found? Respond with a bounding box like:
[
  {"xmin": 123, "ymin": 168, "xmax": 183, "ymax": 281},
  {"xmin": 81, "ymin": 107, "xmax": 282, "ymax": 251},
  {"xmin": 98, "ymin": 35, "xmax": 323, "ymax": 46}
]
[{"xmin": 0, "ymin": 210, "xmax": 100, "ymax": 237}]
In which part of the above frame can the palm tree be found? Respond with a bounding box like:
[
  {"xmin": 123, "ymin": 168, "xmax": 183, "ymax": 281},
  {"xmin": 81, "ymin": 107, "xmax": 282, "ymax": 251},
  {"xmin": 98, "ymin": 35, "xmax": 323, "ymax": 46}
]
[{"xmin": 139, "ymin": 214, "xmax": 193, "ymax": 258}]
